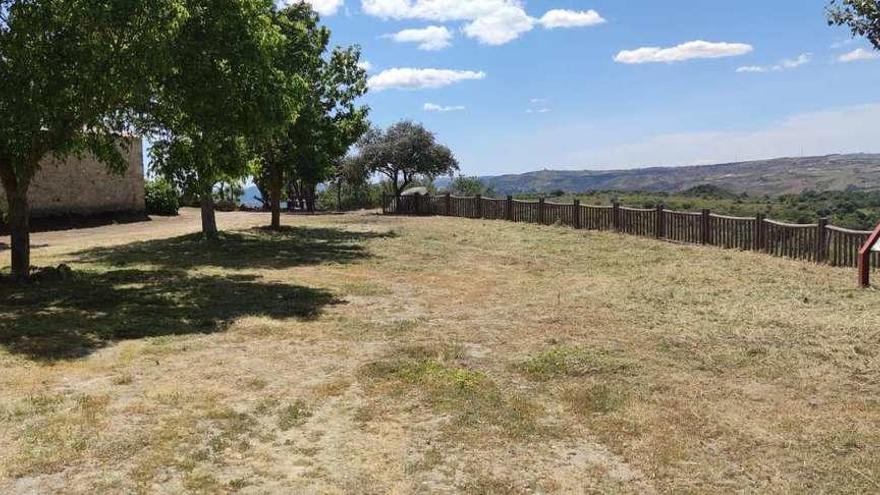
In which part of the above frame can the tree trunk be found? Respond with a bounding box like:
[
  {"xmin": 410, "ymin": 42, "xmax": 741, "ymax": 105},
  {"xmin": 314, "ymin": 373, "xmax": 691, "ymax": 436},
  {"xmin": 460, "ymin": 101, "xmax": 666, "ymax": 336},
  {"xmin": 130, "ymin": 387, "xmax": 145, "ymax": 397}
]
[
  {"xmin": 0, "ymin": 158, "xmax": 33, "ymax": 282},
  {"xmin": 200, "ymin": 188, "xmax": 218, "ymax": 239},
  {"xmin": 391, "ymin": 171, "xmax": 401, "ymax": 199},
  {"xmin": 270, "ymin": 192, "xmax": 281, "ymax": 229},
  {"xmin": 269, "ymin": 166, "xmax": 282, "ymax": 230},
  {"xmin": 8, "ymin": 190, "xmax": 31, "ymax": 282}
]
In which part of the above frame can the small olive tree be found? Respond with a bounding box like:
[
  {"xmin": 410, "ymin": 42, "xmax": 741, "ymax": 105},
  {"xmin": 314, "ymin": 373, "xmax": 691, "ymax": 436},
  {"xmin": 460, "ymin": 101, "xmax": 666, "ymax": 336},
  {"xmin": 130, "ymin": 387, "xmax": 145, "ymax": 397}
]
[
  {"xmin": 353, "ymin": 121, "xmax": 459, "ymax": 198},
  {"xmin": 449, "ymin": 176, "xmax": 493, "ymax": 197}
]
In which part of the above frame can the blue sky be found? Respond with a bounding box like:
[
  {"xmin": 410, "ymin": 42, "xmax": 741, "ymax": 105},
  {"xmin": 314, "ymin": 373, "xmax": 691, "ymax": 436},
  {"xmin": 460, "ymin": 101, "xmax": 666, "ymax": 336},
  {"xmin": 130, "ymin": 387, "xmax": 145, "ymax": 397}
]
[{"xmin": 298, "ymin": 0, "xmax": 880, "ymax": 176}]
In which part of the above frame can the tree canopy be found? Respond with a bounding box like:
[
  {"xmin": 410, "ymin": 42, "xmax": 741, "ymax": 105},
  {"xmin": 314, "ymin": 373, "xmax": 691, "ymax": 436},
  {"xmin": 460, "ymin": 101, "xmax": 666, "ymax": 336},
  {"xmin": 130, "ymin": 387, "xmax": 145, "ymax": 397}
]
[
  {"xmin": 353, "ymin": 121, "xmax": 459, "ymax": 198},
  {"xmin": 148, "ymin": 0, "xmax": 300, "ymax": 237},
  {"xmin": 827, "ymin": 1, "xmax": 880, "ymax": 48},
  {"xmin": 257, "ymin": 3, "xmax": 369, "ymax": 226},
  {"xmin": 0, "ymin": 0, "xmax": 185, "ymax": 280}
]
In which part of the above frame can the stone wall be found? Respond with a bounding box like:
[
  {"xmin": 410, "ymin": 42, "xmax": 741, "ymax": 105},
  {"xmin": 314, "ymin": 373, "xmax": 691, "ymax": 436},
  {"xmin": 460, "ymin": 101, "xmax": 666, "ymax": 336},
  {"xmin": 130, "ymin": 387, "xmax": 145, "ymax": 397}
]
[{"xmin": 1, "ymin": 138, "xmax": 145, "ymax": 217}]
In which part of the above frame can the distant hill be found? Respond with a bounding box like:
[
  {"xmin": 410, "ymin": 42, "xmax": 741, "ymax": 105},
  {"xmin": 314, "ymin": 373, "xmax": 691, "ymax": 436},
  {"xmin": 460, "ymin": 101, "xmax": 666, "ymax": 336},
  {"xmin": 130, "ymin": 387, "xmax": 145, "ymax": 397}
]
[{"xmin": 473, "ymin": 154, "xmax": 880, "ymax": 197}]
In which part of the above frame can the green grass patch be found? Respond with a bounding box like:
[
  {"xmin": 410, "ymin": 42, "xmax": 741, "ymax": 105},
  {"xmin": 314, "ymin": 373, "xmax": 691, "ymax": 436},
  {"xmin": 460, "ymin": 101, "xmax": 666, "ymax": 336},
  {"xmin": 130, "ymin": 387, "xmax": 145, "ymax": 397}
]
[{"xmin": 518, "ymin": 346, "xmax": 633, "ymax": 380}]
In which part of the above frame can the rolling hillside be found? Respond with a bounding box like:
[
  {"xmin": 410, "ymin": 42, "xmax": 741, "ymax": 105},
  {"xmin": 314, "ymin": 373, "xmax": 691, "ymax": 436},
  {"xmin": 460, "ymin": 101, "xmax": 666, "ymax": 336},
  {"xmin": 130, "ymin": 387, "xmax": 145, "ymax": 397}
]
[{"xmin": 477, "ymin": 154, "xmax": 880, "ymax": 196}]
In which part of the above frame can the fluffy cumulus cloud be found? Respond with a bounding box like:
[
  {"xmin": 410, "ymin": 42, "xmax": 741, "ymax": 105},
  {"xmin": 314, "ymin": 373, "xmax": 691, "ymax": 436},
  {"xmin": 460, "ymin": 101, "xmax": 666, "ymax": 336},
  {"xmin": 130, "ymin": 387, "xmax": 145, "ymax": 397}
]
[
  {"xmin": 357, "ymin": 60, "xmax": 373, "ymax": 71},
  {"xmin": 385, "ymin": 26, "xmax": 453, "ymax": 50},
  {"xmin": 614, "ymin": 40, "xmax": 753, "ymax": 64},
  {"xmin": 838, "ymin": 48, "xmax": 880, "ymax": 63},
  {"xmin": 288, "ymin": 0, "xmax": 344, "ymax": 16},
  {"xmin": 424, "ymin": 102, "xmax": 466, "ymax": 112},
  {"xmin": 362, "ymin": 1, "xmax": 604, "ymax": 45},
  {"xmin": 368, "ymin": 68, "xmax": 486, "ymax": 91},
  {"xmin": 461, "ymin": 4, "xmax": 534, "ymax": 45},
  {"xmin": 736, "ymin": 53, "xmax": 811, "ymax": 73},
  {"xmin": 538, "ymin": 9, "xmax": 605, "ymax": 29}
]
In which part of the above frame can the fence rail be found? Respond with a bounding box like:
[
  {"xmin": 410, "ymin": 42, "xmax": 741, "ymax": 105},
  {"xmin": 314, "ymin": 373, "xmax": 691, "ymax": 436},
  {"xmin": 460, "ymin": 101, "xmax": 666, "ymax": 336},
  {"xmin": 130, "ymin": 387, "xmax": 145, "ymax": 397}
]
[{"xmin": 383, "ymin": 193, "xmax": 879, "ymax": 273}]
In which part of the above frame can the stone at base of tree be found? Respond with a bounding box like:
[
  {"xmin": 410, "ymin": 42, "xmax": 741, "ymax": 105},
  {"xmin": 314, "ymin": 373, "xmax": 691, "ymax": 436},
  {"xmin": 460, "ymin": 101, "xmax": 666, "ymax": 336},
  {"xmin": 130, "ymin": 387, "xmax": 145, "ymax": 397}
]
[{"xmin": 30, "ymin": 264, "xmax": 75, "ymax": 283}]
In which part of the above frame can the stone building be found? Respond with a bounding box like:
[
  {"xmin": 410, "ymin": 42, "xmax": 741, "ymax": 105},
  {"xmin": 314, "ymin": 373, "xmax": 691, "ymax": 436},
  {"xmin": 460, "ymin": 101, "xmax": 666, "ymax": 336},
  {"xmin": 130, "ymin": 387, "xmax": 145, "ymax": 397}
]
[{"xmin": 1, "ymin": 138, "xmax": 146, "ymax": 217}]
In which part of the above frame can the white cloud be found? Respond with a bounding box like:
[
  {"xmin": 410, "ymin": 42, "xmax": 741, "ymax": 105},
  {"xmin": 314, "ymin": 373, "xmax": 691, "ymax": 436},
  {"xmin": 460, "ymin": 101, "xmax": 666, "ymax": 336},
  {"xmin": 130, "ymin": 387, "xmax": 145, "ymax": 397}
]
[
  {"xmin": 735, "ymin": 65, "xmax": 767, "ymax": 73},
  {"xmin": 830, "ymin": 38, "xmax": 858, "ymax": 49},
  {"xmin": 614, "ymin": 40, "xmax": 753, "ymax": 64},
  {"xmin": 361, "ymin": 1, "xmax": 604, "ymax": 45},
  {"xmin": 424, "ymin": 102, "xmax": 466, "ymax": 112},
  {"xmin": 838, "ymin": 48, "xmax": 880, "ymax": 63},
  {"xmin": 780, "ymin": 53, "xmax": 811, "ymax": 69},
  {"xmin": 289, "ymin": 0, "xmax": 344, "ymax": 16},
  {"xmin": 362, "ymin": 0, "xmax": 518, "ymax": 22},
  {"xmin": 525, "ymin": 97, "xmax": 550, "ymax": 114},
  {"xmin": 357, "ymin": 60, "xmax": 373, "ymax": 71},
  {"xmin": 385, "ymin": 26, "xmax": 452, "ymax": 50},
  {"xmin": 368, "ymin": 68, "xmax": 486, "ymax": 91},
  {"xmin": 461, "ymin": 4, "xmax": 534, "ymax": 45},
  {"xmin": 538, "ymin": 9, "xmax": 605, "ymax": 29},
  {"xmin": 736, "ymin": 53, "xmax": 811, "ymax": 73}
]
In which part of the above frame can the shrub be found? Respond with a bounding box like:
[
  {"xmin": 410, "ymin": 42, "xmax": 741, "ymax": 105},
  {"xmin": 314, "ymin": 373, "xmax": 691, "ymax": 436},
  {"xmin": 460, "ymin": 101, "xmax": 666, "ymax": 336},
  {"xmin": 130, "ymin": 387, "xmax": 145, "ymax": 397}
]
[{"xmin": 145, "ymin": 179, "xmax": 180, "ymax": 216}]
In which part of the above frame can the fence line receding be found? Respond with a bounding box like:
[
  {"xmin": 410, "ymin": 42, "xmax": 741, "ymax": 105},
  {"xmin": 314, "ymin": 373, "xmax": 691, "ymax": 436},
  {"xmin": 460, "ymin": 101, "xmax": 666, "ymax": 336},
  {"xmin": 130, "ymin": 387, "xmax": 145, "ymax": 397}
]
[{"xmin": 382, "ymin": 193, "xmax": 879, "ymax": 271}]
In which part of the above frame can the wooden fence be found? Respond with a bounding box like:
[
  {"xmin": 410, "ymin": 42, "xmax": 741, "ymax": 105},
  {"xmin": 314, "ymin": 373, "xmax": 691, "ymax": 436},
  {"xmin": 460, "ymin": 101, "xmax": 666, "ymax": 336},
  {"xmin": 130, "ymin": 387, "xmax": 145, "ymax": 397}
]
[{"xmin": 383, "ymin": 193, "xmax": 880, "ymax": 271}]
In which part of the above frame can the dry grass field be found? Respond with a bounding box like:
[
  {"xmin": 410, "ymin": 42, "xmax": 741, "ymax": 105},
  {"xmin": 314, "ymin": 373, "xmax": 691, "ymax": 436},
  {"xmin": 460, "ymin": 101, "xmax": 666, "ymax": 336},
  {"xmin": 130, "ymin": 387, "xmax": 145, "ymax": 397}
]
[{"xmin": 1, "ymin": 208, "xmax": 878, "ymax": 494}]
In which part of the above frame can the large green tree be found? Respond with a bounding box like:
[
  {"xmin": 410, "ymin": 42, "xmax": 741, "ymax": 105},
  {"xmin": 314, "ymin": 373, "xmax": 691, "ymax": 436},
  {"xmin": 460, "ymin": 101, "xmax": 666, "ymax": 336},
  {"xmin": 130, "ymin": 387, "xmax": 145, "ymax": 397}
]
[
  {"xmin": 354, "ymin": 121, "xmax": 459, "ymax": 199},
  {"xmin": 827, "ymin": 1, "xmax": 880, "ymax": 48},
  {"xmin": 149, "ymin": 0, "xmax": 298, "ymax": 238},
  {"xmin": 0, "ymin": 0, "xmax": 183, "ymax": 281},
  {"xmin": 258, "ymin": 3, "xmax": 369, "ymax": 228}
]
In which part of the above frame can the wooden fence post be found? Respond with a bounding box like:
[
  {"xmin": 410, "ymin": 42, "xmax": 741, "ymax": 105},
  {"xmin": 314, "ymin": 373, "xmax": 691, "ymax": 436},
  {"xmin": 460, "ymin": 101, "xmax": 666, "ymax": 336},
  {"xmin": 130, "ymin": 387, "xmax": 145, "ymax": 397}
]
[
  {"xmin": 506, "ymin": 195, "xmax": 513, "ymax": 221},
  {"xmin": 445, "ymin": 192, "xmax": 451, "ymax": 216},
  {"xmin": 413, "ymin": 193, "xmax": 421, "ymax": 215},
  {"xmin": 573, "ymin": 199, "xmax": 581, "ymax": 229},
  {"xmin": 816, "ymin": 217, "xmax": 829, "ymax": 264},
  {"xmin": 754, "ymin": 213, "xmax": 765, "ymax": 251},
  {"xmin": 701, "ymin": 209, "xmax": 711, "ymax": 245},
  {"xmin": 381, "ymin": 192, "xmax": 387, "ymax": 214},
  {"xmin": 858, "ymin": 224, "xmax": 880, "ymax": 288},
  {"xmin": 538, "ymin": 197, "xmax": 546, "ymax": 225},
  {"xmin": 655, "ymin": 205, "xmax": 665, "ymax": 239},
  {"xmin": 475, "ymin": 194, "xmax": 482, "ymax": 219},
  {"xmin": 612, "ymin": 201, "xmax": 620, "ymax": 231}
]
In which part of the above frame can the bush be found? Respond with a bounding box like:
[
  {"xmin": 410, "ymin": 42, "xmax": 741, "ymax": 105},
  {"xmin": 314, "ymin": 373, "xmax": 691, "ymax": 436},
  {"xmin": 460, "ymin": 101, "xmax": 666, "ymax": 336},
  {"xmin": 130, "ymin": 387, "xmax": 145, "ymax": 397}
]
[{"xmin": 145, "ymin": 179, "xmax": 180, "ymax": 216}]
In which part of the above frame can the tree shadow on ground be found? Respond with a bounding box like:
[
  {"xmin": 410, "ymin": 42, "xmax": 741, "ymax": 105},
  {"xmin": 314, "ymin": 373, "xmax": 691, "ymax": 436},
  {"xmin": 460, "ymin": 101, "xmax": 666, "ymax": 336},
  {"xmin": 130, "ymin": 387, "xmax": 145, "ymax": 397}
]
[
  {"xmin": 73, "ymin": 226, "xmax": 394, "ymax": 271},
  {"xmin": 0, "ymin": 268, "xmax": 338, "ymax": 361}
]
